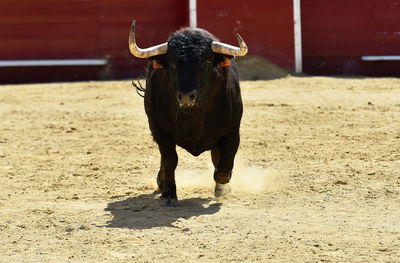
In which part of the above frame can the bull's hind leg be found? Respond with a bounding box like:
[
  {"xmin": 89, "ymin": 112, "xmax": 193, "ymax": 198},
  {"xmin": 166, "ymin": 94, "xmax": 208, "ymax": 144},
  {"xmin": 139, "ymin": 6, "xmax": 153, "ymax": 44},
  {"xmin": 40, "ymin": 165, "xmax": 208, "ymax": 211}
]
[
  {"xmin": 211, "ymin": 131, "xmax": 240, "ymax": 197},
  {"xmin": 211, "ymin": 147, "xmax": 231, "ymax": 197}
]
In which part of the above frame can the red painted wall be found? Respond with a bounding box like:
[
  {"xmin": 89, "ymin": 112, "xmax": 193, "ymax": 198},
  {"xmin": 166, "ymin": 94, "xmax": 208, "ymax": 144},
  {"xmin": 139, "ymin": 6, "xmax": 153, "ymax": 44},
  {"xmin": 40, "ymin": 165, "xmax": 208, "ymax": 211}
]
[
  {"xmin": 0, "ymin": 0, "xmax": 100, "ymax": 60},
  {"xmin": 302, "ymin": 0, "xmax": 400, "ymax": 76},
  {"xmin": 1, "ymin": 1, "xmax": 399, "ymax": 83},
  {"xmin": 0, "ymin": 0, "xmax": 188, "ymax": 83},
  {"xmin": 197, "ymin": 0, "xmax": 295, "ymax": 70},
  {"xmin": 0, "ymin": 0, "xmax": 296, "ymax": 83},
  {"xmin": 98, "ymin": 0, "xmax": 188, "ymax": 78}
]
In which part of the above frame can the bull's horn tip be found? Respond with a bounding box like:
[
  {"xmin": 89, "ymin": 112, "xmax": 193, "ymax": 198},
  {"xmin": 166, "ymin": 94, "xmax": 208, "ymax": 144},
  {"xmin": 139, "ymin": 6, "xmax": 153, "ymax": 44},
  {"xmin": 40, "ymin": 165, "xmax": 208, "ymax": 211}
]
[
  {"xmin": 236, "ymin": 33, "xmax": 245, "ymax": 45},
  {"xmin": 236, "ymin": 33, "xmax": 248, "ymax": 54}
]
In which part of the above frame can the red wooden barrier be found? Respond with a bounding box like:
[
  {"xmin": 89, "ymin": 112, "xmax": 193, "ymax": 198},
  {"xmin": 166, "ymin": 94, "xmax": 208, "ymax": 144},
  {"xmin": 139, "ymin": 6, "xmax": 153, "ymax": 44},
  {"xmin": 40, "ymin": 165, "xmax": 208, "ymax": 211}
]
[
  {"xmin": 197, "ymin": 0, "xmax": 295, "ymax": 70},
  {"xmin": 1, "ymin": 1, "xmax": 399, "ymax": 82},
  {"xmin": 302, "ymin": 0, "xmax": 400, "ymax": 76},
  {"xmin": 0, "ymin": 0, "xmax": 188, "ymax": 83}
]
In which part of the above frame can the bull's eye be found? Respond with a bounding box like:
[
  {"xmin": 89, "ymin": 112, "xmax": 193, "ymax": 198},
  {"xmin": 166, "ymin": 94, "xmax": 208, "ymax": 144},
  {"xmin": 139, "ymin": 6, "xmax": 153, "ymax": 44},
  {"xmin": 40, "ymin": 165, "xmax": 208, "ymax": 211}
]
[
  {"xmin": 168, "ymin": 63, "xmax": 176, "ymax": 70},
  {"xmin": 201, "ymin": 61, "xmax": 211, "ymax": 69}
]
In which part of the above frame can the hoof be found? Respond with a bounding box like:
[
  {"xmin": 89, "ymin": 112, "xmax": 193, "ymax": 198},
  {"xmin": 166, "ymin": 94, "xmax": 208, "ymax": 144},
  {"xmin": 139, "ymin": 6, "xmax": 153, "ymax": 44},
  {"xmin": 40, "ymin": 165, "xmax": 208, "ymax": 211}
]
[
  {"xmin": 214, "ymin": 183, "xmax": 231, "ymax": 197},
  {"xmin": 159, "ymin": 196, "xmax": 179, "ymax": 207}
]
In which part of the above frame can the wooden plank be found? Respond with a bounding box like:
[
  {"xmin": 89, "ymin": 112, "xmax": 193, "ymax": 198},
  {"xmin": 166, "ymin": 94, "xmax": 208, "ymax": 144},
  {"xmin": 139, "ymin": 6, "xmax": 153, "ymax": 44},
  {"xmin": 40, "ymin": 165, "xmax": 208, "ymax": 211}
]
[
  {"xmin": 362, "ymin": 55, "xmax": 400, "ymax": 61},
  {"xmin": 0, "ymin": 59, "xmax": 108, "ymax": 67}
]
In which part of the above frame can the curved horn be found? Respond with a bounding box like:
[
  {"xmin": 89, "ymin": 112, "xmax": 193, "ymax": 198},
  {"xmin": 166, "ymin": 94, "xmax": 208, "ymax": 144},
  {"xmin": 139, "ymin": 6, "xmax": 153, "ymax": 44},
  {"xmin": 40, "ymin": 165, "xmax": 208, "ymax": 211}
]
[
  {"xmin": 129, "ymin": 20, "xmax": 168, "ymax": 58},
  {"xmin": 211, "ymin": 33, "xmax": 248, "ymax": 57}
]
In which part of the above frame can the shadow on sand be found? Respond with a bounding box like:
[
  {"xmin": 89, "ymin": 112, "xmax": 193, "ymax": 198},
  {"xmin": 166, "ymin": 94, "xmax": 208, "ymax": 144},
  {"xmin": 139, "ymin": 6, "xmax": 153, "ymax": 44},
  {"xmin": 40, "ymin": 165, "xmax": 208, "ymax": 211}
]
[{"xmin": 105, "ymin": 192, "xmax": 221, "ymax": 229}]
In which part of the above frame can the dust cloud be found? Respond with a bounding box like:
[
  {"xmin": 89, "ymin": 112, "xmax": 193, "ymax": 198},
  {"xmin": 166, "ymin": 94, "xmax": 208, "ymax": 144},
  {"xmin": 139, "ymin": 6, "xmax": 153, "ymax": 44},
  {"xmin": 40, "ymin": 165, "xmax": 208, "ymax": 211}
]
[
  {"xmin": 230, "ymin": 163, "xmax": 282, "ymax": 193},
  {"xmin": 172, "ymin": 160, "xmax": 283, "ymax": 194}
]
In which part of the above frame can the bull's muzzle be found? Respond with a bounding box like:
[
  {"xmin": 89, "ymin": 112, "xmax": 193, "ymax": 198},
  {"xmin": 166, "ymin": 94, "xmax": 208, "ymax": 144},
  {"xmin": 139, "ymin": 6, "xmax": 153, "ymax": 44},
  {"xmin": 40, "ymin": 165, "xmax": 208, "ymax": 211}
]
[{"xmin": 176, "ymin": 91, "xmax": 198, "ymax": 107}]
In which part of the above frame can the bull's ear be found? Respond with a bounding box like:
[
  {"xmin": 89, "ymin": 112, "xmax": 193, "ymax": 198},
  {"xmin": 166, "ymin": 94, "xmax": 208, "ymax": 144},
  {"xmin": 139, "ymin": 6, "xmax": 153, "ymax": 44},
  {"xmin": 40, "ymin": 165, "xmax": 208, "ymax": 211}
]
[
  {"xmin": 149, "ymin": 55, "xmax": 166, "ymax": 69},
  {"xmin": 215, "ymin": 54, "xmax": 233, "ymax": 67},
  {"xmin": 214, "ymin": 53, "xmax": 233, "ymax": 64},
  {"xmin": 152, "ymin": 60, "xmax": 163, "ymax": 69}
]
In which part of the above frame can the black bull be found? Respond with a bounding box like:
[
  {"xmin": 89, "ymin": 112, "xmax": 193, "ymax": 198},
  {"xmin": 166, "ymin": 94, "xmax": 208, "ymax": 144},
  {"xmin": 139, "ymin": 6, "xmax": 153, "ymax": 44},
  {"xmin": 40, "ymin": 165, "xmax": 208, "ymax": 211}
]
[{"xmin": 129, "ymin": 21, "xmax": 248, "ymax": 206}]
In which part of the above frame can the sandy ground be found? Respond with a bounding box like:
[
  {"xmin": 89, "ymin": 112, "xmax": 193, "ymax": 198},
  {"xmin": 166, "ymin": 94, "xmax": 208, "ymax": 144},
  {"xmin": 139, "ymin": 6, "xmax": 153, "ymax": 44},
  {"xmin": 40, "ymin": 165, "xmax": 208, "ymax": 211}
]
[{"xmin": 0, "ymin": 76, "xmax": 400, "ymax": 262}]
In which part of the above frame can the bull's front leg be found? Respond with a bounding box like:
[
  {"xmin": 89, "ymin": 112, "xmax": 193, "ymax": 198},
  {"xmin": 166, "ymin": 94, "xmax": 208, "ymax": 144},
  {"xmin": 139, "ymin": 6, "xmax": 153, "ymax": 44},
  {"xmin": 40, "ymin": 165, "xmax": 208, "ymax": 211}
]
[
  {"xmin": 157, "ymin": 143, "xmax": 178, "ymax": 207},
  {"xmin": 211, "ymin": 130, "xmax": 240, "ymax": 197},
  {"xmin": 151, "ymin": 127, "xmax": 179, "ymax": 207}
]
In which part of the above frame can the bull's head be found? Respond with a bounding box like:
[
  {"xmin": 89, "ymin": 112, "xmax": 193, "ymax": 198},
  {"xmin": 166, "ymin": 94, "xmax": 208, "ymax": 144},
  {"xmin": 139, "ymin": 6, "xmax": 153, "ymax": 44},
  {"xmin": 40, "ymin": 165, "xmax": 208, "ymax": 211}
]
[{"xmin": 129, "ymin": 21, "xmax": 247, "ymax": 107}]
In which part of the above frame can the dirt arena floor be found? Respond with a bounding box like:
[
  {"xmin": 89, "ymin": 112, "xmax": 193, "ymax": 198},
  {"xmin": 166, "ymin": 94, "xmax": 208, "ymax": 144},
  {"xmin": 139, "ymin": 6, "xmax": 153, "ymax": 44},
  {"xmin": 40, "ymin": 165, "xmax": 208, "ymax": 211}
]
[{"xmin": 1, "ymin": 76, "xmax": 400, "ymax": 262}]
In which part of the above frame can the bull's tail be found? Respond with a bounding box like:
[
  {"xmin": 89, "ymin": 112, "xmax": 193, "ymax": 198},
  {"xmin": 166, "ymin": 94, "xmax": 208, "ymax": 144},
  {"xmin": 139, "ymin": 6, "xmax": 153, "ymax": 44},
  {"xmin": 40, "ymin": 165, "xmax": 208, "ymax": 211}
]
[{"xmin": 132, "ymin": 79, "xmax": 145, "ymax": 98}]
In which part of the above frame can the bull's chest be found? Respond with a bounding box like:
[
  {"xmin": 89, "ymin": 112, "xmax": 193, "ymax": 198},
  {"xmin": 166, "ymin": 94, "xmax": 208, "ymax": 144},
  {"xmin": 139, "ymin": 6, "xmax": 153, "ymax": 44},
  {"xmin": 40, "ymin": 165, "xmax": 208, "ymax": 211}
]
[
  {"xmin": 174, "ymin": 117, "xmax": 208, "ymax": 142},
  {"xmin": 173, "ymin": 112, "xmax": 220, "ymax": 155}
]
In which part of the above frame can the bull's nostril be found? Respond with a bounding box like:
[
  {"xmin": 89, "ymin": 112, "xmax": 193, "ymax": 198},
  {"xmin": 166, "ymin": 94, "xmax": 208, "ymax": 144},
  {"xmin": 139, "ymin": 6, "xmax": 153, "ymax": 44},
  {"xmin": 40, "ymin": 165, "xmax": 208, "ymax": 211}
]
[
  {"xmin": 177, "ymin": 94, "xmax": 183, "ymax": 103},
  {"xmin": 189, "ymin": 93, "xmax": 196, "ymax": 102},
  {"xmin": 177, "ymin": 91, "xmax": 197, "ymax": 106}
]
